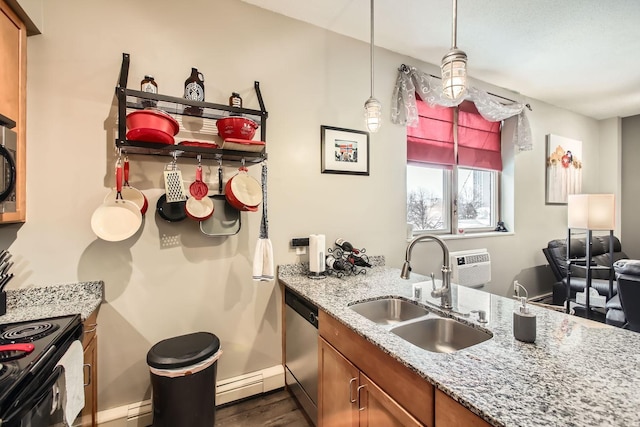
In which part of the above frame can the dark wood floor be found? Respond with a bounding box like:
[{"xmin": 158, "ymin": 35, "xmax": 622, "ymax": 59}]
[{"xmin": 216, "ymin": 389, "xmax": 312, "ymax": 426}]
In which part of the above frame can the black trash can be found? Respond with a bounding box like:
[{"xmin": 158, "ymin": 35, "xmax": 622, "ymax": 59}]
[{"xmin": 147, "ymin": 332, "xmax": 221, "ymax": 427}]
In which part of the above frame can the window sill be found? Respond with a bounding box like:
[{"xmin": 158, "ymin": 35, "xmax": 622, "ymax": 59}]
[{"xmin": 408, "ymin": 231, "xmax": 514, "ymax": 242}]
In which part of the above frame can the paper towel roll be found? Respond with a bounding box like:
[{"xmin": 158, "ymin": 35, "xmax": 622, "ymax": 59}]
[{"xmin": 309, "ymin": 234, "xmax": 326, "ymax": 273}]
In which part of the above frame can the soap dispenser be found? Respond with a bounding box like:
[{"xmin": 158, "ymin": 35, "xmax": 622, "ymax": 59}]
[{"xmin": 513, "ymin": 281, "xmax": 536, "ymax": 343}]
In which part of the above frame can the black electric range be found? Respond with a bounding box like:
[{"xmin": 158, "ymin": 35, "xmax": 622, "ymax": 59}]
[{"xmin": 0, "ymin": 314, "xmax": 83, "ymax": 425}]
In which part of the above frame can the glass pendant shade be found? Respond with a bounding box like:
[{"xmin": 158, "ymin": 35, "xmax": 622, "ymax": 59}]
[
  {"xmin": 441, "ymin": 48, "xmax": 467, "ymax": 100},
  {"xmin": 365, "ymin": 96, "xmax": 382, "ymax": 133}
]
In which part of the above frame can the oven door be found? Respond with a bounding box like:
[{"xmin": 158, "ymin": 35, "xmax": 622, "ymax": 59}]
[{"xmin": 2, "ymin": 365, "xmax": 67, "ymax": 427}]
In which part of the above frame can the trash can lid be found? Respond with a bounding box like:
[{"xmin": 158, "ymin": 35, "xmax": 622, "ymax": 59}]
[{"xmin": 147, "ymin": 332, "xmax": 220, "ymax": 369}]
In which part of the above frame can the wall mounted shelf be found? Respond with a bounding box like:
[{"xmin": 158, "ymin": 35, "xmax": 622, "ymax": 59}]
[{"xmin": 115, "ymin": 53, "xmax": 268, "ymax": 163}]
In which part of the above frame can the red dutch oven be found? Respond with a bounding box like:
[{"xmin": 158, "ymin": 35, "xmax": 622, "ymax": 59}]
[
  {"xmin": 126, "ymin": 108, "xmax": 180, "ymax": 144},
  {"xmin": 225, "ymin": 167, "xmax": 262, "ymax": 212}
]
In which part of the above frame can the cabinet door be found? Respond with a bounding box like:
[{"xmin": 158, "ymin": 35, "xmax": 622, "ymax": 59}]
[
  {"xmin": 319, "ymin": 338, "xmax": 359, "ymax": 427},
  {"xmin": 359, "ymin": 372, "xmax": 422, "ymax": 427},
  {"xmin": 79, "ymin": 334, "xmax": 97, "ymax": 426},
  {"xmin": 0, "ymin": 0, "xmax": 22, "ymax": 122},
  {"xmin": 435, "ymin": 389, "xmax": 490, "ymax": 427}
]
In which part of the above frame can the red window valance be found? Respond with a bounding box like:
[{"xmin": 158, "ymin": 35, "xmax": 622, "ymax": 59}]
[{"xmin": 407, "ymin": 100, "xmax": 502, "ymax": 171}]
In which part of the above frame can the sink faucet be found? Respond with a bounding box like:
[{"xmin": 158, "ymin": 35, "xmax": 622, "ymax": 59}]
[{"xmin": 400, "ymin": 234, "xmax": 452, "ymax": 309}]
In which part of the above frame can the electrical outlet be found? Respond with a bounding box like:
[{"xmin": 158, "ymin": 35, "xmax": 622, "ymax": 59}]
[
  {"xmin": 295, "ymin": 247, "xmax": 306, "ymax": 255},
  {"xmin": 291, "ymin": 238, "xmax": 310, "ymax": 247}
]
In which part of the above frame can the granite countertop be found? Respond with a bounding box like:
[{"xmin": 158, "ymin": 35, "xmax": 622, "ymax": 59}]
[
  {"xmin": 0, "ymin": 281, "xmax": 104, "ymax": 324},
  {"xmin": 279, "ymin": 263, "xmax": 640, "ymax": 427}
]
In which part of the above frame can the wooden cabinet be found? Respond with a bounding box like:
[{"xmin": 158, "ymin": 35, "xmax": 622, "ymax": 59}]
[
  {"xmin": 317, "ymin": 309, "xmax": 494, "ymax": 427},
  {"xmin": 318, "ymin": 311, "xmax": 433, "ymax": 426},
  {"xmin": 75, "ymin": 310, "xmax": 98, "ymax": 427},
  {"xmin": 318, "ymin": 338, "xmax": 358, "ymax": 427},
  {"xmin": 319, "ymin": 338, "xmax": 421, "ymax": 427},
  {"xmin": 434, "ymin": 390, "xmax": 491, "ymax": 427},
  {"xmin": 0, "ymin": 0, "xmax": 26, "ymax": 223}
]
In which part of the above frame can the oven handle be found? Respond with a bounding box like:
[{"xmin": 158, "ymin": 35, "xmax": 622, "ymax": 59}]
[{"xmin": 2, "ymin": 365, "xmax": 64, "ymax": 425}]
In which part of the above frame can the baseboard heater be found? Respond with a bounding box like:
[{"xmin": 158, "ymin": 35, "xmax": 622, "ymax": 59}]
[{"xmin": 96, "ymin": 365, "xmax": 284, "ymax": 427}]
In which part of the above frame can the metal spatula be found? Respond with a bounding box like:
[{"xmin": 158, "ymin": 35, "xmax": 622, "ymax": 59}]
[{"xmin": 163, "ymin": 156, "xmax": 187, "ymax": 203}]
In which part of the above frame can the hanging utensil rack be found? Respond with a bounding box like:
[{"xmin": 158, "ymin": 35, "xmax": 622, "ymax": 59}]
[{"xmin": 115, "ymin": 53, "xmax": 268, "ymax": 163}]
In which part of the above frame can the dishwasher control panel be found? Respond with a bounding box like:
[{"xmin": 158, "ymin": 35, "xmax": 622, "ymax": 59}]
[{"xmin": 285, "ymin": 289, "xmax": 318, "ymax": 328}]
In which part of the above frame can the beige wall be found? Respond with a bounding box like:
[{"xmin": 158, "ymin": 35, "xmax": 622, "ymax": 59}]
[
  {"xmin": 0, "ymin": 0, "xmax": 621, "ymax": 413},
  {"xmin": 622, "ymin": 114, "xmax": 640, "ymax": 258}
]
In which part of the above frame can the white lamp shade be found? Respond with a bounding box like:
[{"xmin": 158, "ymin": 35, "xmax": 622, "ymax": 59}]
[{"xmin": 567, "ymin": 194, "xmax": 615, "ymax": 230}]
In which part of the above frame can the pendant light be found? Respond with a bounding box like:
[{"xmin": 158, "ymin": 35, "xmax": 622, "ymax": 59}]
[
  {"xmin": 364, "ymin": 0, "xmax": 381, "ymax": 133},
  {"xmin": 441, "ymin": 0, "xmax": 467, "ymax": 100}
]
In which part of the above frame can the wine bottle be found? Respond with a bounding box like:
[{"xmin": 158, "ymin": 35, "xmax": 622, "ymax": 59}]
[
  {"xmin": 335, "ymin": 238, "xmax": 355, "ymax": 253},
  {"xmin": 348, "ymin": 254, "xmax": 371, "ymax": 268},
  {"xmin": 326, "ymin": 255, "xmax": 348, "ymax": 271}
]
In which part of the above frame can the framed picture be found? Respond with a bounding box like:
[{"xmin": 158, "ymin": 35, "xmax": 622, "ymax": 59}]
[
  {"xmin": 545, "ymin": 134, "xmax": 583, "ymax": 204},
  {"xmin": 321, "ymin": 125, "xmax": 369, "ymax": 176}
]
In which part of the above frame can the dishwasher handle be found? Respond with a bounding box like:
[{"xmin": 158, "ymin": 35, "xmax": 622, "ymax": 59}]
[{"xmin": 285, "ymin": 289, "xmax": 319, "ymax": 329}]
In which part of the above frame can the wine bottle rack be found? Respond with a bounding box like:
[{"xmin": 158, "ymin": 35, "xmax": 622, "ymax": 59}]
[{"xmin": 325, "ymin": 247, "xmax": 370, "ymax": 278}]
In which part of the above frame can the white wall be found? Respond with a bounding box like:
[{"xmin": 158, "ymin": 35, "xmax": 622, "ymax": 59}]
[{"xmin": 0, "ymin": 0, "xmax": 618, "ymax": 413}]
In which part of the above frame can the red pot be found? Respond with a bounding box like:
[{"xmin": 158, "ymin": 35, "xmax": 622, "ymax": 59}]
[
  {"xmin": 126, "ymin": 109, "xmax": 180, "ymax": 136},
  {"xmin": 216, "ymin": 117, "xmax": 258, "ymax": 140},
  {"xmin": 224, "ymin": 168, "xmax": 262, "ymax": 212}
]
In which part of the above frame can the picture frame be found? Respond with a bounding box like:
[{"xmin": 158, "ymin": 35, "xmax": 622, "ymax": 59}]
[
  {"xmin": 545, "ymin": 134, "xmax": 583, "ymax": 205},
  {"xmin": 321, "ymin": 125, "xmax": 370, "ymax": 176}
]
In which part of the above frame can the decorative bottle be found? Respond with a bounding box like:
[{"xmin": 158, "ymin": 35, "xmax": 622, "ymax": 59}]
[
  {"xmin": 141, "ymin": 75, "xmax": 157, "ymax": 107},
  {"xmin": 229, "ymin": 92, "xmax": 242, "ymax": 108},
  {"xmin": 184, "ymin": 68, "xmax": 205, "ymax": 102}
]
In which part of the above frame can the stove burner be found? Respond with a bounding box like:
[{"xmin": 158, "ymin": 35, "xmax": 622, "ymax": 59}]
[
  {"xmin": 0, "ymin": 362, "xmax": 18, "ymax": 383},
  {"xmin": 1, "ymin": 322, "xmax": 59, "ymax": 342}
]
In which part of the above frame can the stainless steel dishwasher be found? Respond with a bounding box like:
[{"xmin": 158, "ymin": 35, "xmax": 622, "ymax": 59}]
[{"xmin": 285, "ymin": 288, "xmax": 318, "ymax": 426}]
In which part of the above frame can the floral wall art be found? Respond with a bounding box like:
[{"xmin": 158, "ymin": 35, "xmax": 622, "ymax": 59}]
[{"xmin": 545, "ymin": 134, "xmax": 583, "ymax": 204}]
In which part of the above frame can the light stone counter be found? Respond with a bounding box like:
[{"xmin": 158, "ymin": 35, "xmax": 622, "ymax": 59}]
[
  {"xmin": 0, "ymin": 281, "xmax": 104, "ymax": 324},
  {"xmin": 279, "ymin": 263, "xmax": 640, "ymax": 427}
]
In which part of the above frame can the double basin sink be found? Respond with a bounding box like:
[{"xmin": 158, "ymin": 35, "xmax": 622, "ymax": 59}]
[{"xmin": 349, "ymin": 298, "xmax": 492, "ymax": 353}]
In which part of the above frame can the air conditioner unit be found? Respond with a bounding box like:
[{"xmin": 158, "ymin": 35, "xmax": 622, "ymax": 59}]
[{"xmin": 450, "ymin": 249, "xmax": 491, "ymax": 288}]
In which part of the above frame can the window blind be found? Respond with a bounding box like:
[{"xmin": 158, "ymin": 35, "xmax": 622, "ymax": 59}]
[{"xmin": 407, "ymin": 100, "xmax": 502, "ymax": 171}]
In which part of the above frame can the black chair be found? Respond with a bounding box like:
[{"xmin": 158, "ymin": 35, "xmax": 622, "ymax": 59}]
[
  {"xmin": 543, "ymin": 236, "xmax": 627, "ymax": 327},
  {"xmin": 615, "ymin": 273, "xmax": 640, "ymax": 332}
]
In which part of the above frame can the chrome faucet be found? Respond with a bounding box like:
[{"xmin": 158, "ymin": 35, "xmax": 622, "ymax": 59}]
[{"xmin": 400, "ymin": 234, "xmax": 452, "ymax": 309}]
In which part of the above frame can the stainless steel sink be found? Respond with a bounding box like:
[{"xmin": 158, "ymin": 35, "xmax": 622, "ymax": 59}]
[
  {"xmin": 349, "ymin": 298, "xmax": 430, "ymax": 325},
  {"xmin": 390, "ymin": 317, "xmax": 492, "ymax": 353}
]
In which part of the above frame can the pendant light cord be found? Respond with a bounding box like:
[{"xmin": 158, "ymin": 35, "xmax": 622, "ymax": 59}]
[
  {"xmin": 370, "ymin": 0, "xmax": 375, "ymax": 97},
  {"xmin": 451, "ymin": 0, "xmax": 458, "ymax": 48}
]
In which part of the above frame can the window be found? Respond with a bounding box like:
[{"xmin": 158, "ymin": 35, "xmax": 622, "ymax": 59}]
[{"xmin": 406, "ymin": 100, "xmax": 501, "ymax": 235}]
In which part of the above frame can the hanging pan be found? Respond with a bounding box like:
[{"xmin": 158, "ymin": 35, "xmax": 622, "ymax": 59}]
[
  {"xmin": 224, "ymin": 166, "xmax": 262, "ymax": 212},
  {"xmin": 185, "ymin": 160, "xmax": 213, "ymax": 221},
  {"xmin": 200, "ymin": 160, "xmax": 240, "ymax": 236},
  {"xmin": 91, "ymin": 161, "xmax": 142, "ymax": 242},
  {"xmin": 156, "ymin": 194, "xmax": 187, "ymax": 222},
  {"xmin": 104, "ymin": 156, "xmax": 148, "ymax": 215}
]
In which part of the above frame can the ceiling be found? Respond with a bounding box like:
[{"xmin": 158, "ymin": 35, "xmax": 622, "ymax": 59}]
[{"xmin": 241, "ymin": 0, "xmax": 640, "ymax": 120}]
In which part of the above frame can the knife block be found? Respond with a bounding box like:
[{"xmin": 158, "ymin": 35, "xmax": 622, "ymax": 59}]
[{"xmin": 0, "ymin": 291, "xmax": 5, "ymax": 316}]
